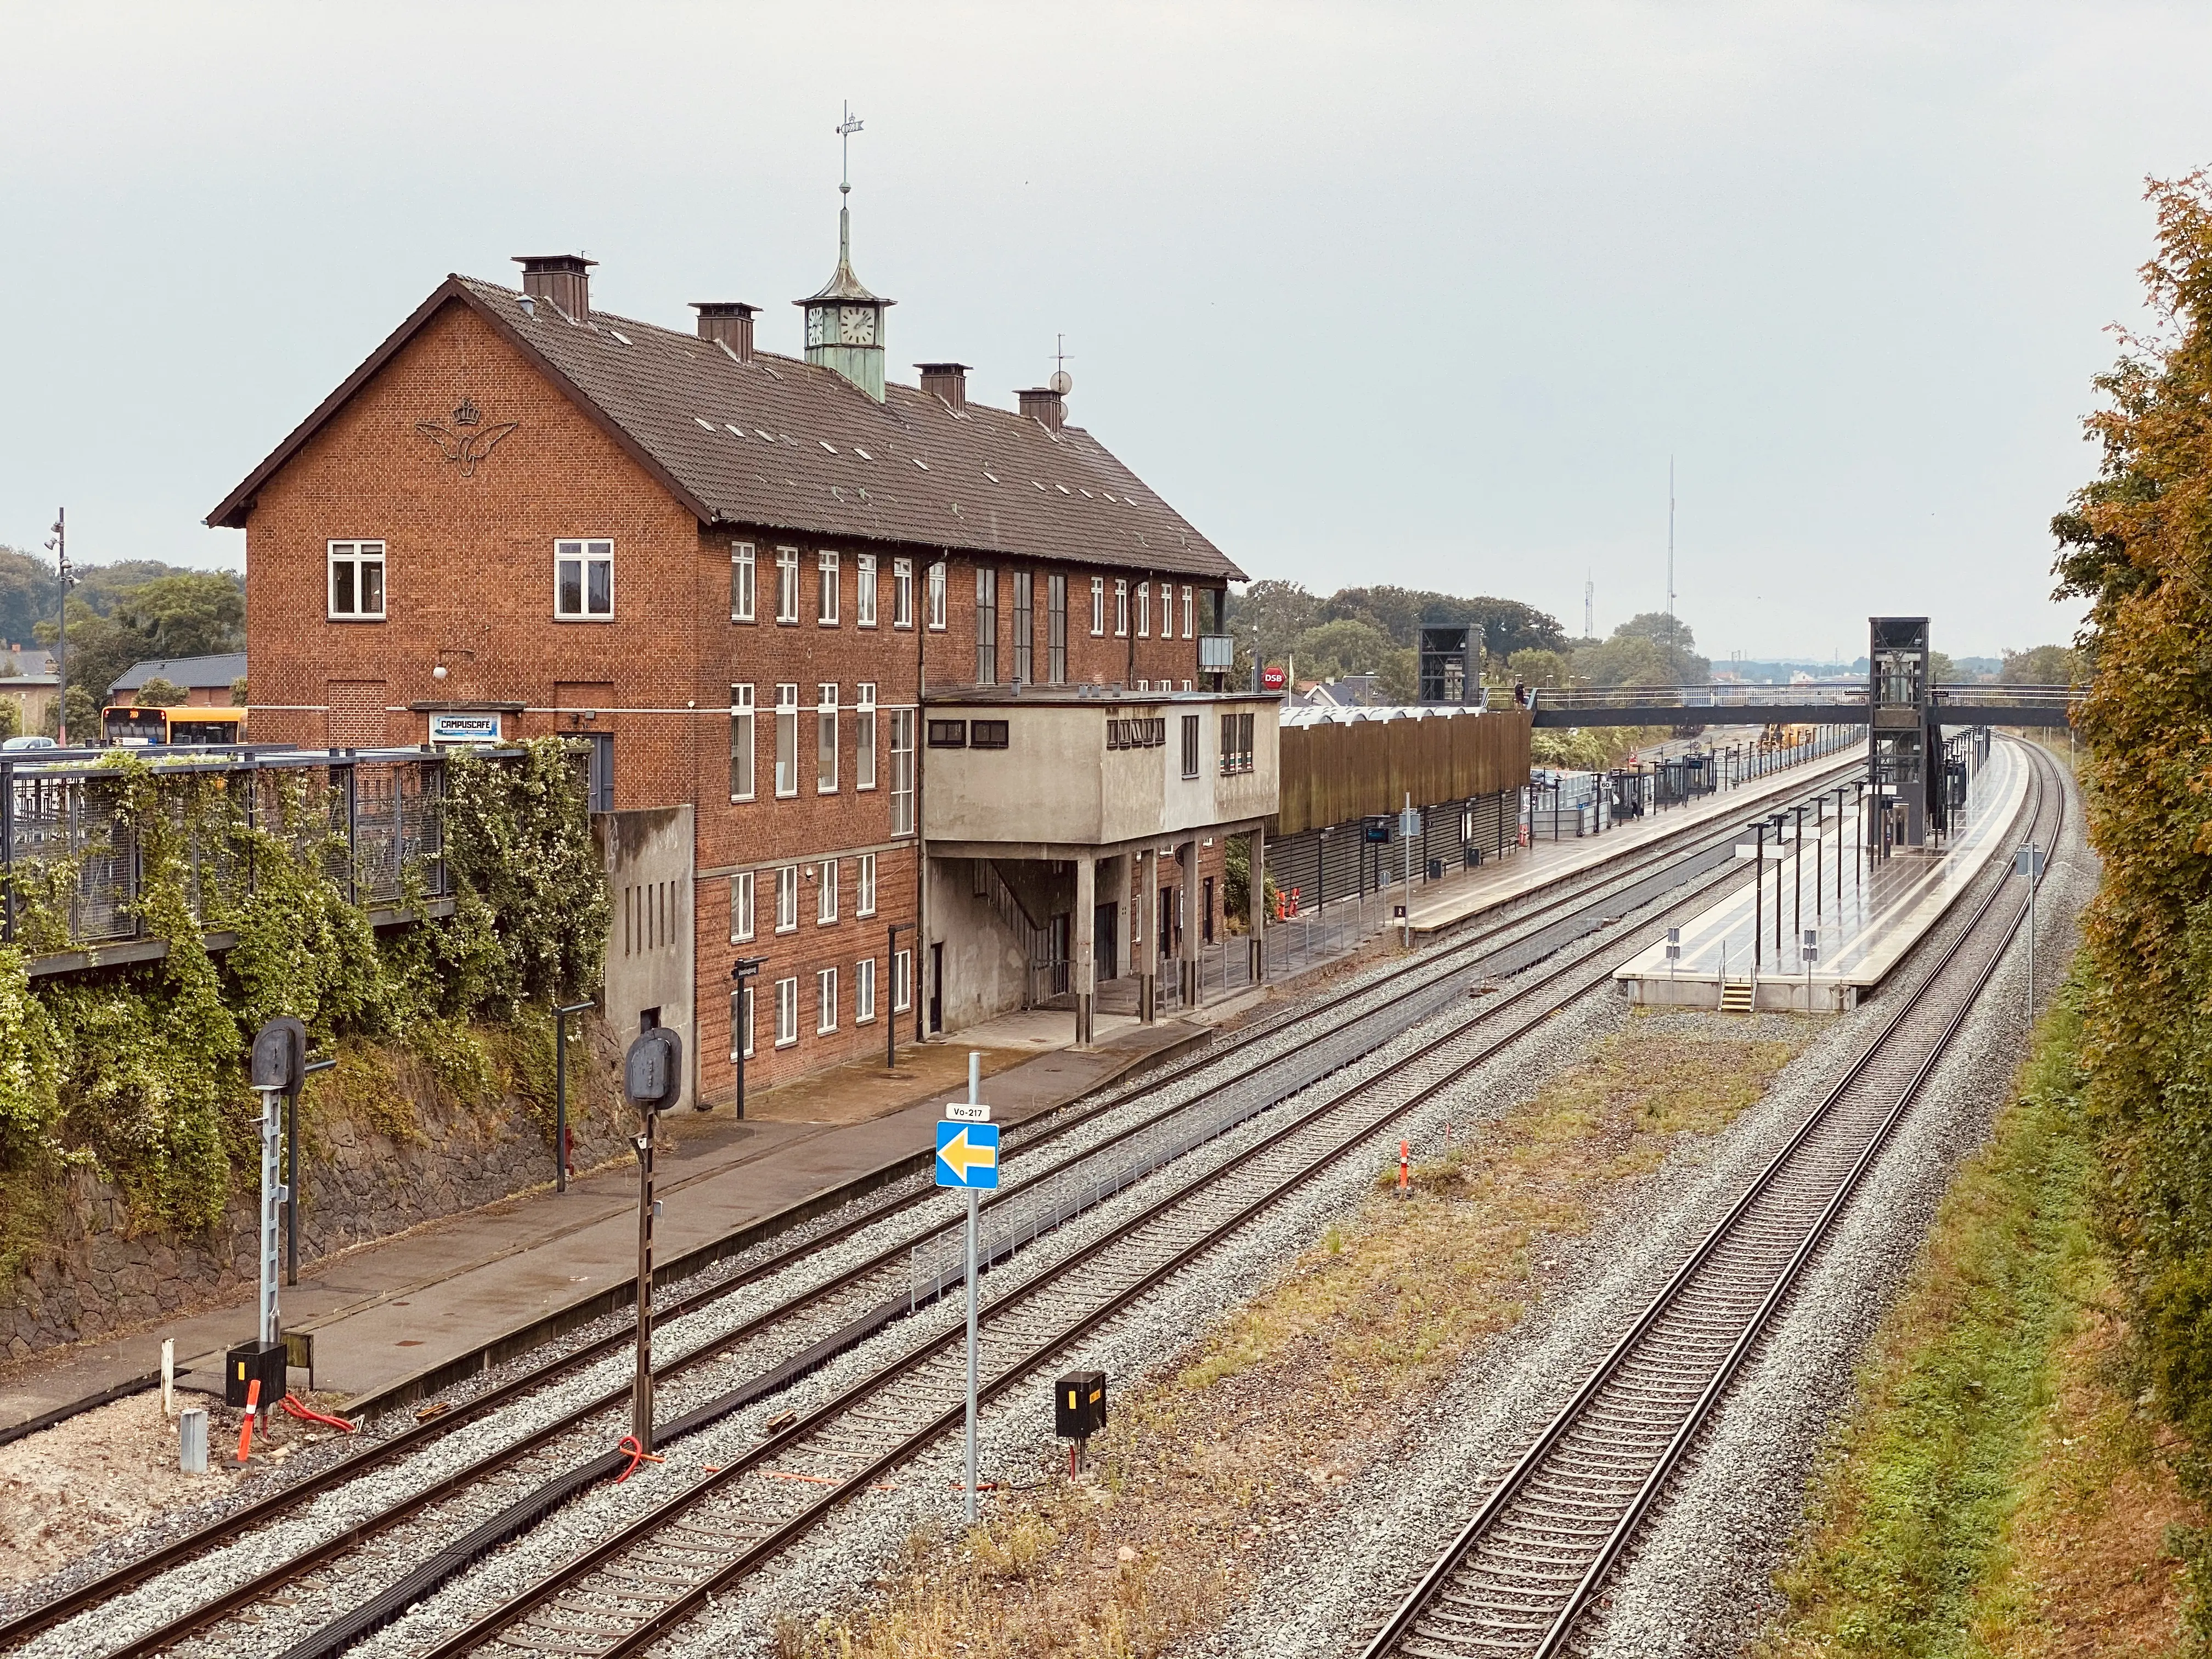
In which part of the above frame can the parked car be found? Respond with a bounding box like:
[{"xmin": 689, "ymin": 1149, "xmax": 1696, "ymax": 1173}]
[{"xmin": 1, "ymin": 735, "xmax": 58, "ymax": 750}]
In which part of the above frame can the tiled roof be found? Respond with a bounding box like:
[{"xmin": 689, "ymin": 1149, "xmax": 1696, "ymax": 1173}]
[
  {"xmin": 0, "ymin": 649, "xmax": 58, "ymax": 684},
  {"xmin": 110, "ymin": 652, "xmax": 248, "ymax": 693},
  {"xmin": 211, "ymin": 276, "xmax": 1242, "ymax": 584}
]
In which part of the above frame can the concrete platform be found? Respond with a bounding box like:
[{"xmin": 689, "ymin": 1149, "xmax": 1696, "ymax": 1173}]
[{"xmin": 1616, "ymin": 736, "xmax": 2028, "ymax": 1012}]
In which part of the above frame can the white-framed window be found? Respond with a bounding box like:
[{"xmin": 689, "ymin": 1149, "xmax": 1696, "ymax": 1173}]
[
  {"xmin": 817, "ymin": 682, "xmax": 839, "ymax": 794},
  {"xmin": 729, "ymin": 870, "xmax": 755, "ymax": 941},
  {"xmin": 1182, "ymin": 679, "xmax": 1193, "ymax": 692},
  {"xmin": 1090, "ymin": 575, "xmax": 1105, "ymax": 636},
  {"xmin": 775, "ymin": 683, "xmax": 799, "ymax": 798},
  {"xmin": 857, "ymin": 851, "xmax": 877, "ymax": 916},
  {"xmin": 775, "ymin": 975, "xmax": 799, "ymax": 1047},
  {"xmin": 856, "ymin": 682, "xmax": 878, "ymax": 791},
  {"xmin": 1181, "ymin": 585, "xmax": 1194, "ymax": 639},
  {"xmin": 776, "ymin": 864, "xmax": 799, "ymax": 933},
  {"xmin": 328, "ymin": 540, "xmax": 386, "ymax": 620},
  {"xmin": 893, "ymin": 557, "xmax": 913, "ymax": 629},
  {"xmin": 1160, "ymin": 582, "xmax": 1173, "ymax": 639},
  {"xmin": 1137, "ymin": 679, "xmax": 1150, "ymax": 693},
  {"xmin": 776, "ymin": 546, "xmax": 800, "ymax": 623},
  {"xmin": 555, "ymin": 539, "xmax": 613, "ymax": 620},
  {"xmin": 1136, "ymin": 580, "xmax": 1150, "ymax": 638},
  {"xmin": 856, "ymin": 956, "xmax": 876, "ymax": 1024},
  {"xmin": 818, "ymin": 856, "xmax": 839, "ymax": 924},
  {"xmin": 927, "ymin": 560, "xmax": 947, "ymax": 630},
  {"xmin": 893, "ymin": 948, "xmax": 913, "ymax": 1013},
  {"xmin": 857, "ymin": 554, "xmax": 878, "ymax": 627},
  {"xmin": 729, "ymin": 683, "xmax": 755, "ymax": 801},
  {"xmin": 1012, "ymin": 569, "xmax": 1033, "ymax": 685},
  {"xmin": 1048, "ymin": 574, "xmax": 1067, "ymax": 684},
  {"xmin": 890, "ymin": 709, "xmax": 917, "ymax": 837},
  {"xmin": 817, "ymin": 550, "xmax": 840, "ymax": 625},
  {"xmin": 1115, "ymin": 578, "xmax": 1129, "ymax": 638},
  {"xmin": 975, "ymin": 568, "xmax": 997, "ymax": 685},
  {"xmin": 730, "ymin": 543, "xmax": 755, "ymax": 622},
  {"xmin": 730, "ymin": 985, "xmax": 754, "ymax": 1059},
  {"xmin": 816, "ymin": 966, "xmax": 839, "ymax": 1034}
]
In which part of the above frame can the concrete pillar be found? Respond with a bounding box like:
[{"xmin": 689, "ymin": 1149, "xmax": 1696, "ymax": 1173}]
[
  {"xmin": 1138, "ymin": 847, "xmax": 1159, "ymax": 1023},
  {"xmin": 1074, "ymin": 855, "xmax": 1096, "ymax": 1047},
  {"xmin": 1178, "ymin": 838, "xmax": 1200, "ymax": 1006},
  {"xmin": 1248, "ymin": 827, "xmax": 1266, "ymax": 984}
]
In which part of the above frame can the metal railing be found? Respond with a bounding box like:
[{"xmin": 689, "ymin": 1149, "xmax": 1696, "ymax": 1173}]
[
  {"xmin": 1530, "ymin": 681, "xmax": 2084, "ymax": 716},
  {"xmin": 1, "ymin": 744, "xmax": 476, "ymax": 955}
]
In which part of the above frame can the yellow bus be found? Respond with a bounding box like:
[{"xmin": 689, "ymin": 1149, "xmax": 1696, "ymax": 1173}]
[{"xmin": 101, "ymin": 706, "xmax": 249, "ymax": 747}]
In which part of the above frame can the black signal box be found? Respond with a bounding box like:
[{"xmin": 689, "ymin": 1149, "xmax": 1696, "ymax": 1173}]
[
  {"xmin": 1056, "ymin": 1369, "xmax": 1107, "ymax": 1440},
  {"xmin": 225, "ymin": 1338, "xmax": 287, "ymax": 1408}
]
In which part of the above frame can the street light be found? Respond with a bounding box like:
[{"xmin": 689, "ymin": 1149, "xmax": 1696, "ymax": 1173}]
[
  {"xmin": 729, "ymin": 957, "xmax": 766, "ymax": 1116},
  {"xmin": 43, "ymin": 510, "xmax": 73, "ymax": 745}
]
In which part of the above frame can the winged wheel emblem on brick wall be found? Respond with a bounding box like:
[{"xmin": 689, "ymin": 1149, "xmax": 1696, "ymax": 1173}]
[{"xmin": 417, "ymin": 399, "xmax": 518, "ymax": 478}]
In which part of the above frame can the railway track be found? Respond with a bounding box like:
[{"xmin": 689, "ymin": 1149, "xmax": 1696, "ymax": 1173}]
[
  {"xmin": 0, "ymin": 752, "xmax": 1860, "ymax": 1659},
  {"xmin": 1356, "ymin": 738, "xmax": 2064, "ymax": 1659}
]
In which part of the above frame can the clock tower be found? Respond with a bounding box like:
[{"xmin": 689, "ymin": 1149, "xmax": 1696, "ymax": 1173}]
[{"xmin": 797, "ymin": 112, "xmax": 893, "ymax": 402}]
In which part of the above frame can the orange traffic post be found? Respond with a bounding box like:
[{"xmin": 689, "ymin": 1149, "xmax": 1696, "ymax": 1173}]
[
  {"xmin": 1399, "ymin": 1139, "xmax": 1410, "ymax": 1197},
  {"xmin": 235, "ymin": 1378, "xmax": 261, "ymax": 1463}
]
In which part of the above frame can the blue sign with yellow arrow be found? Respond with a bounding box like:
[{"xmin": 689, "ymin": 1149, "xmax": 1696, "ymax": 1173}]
[{"xmin": 935, "ymin": 1121, "xmax": 1000, "ymax": 1189}]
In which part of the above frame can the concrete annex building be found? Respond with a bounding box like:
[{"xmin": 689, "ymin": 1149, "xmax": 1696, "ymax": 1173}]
[{"xmin": 210, "ymin": 191, "xmax": 1278, "ymax": 1105}]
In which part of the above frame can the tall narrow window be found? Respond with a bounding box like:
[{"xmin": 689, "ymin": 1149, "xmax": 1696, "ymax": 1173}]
[
  {"xmin": 856, "ymin": 956, "xmax": 876, "ymax": 1024},
  {"xmin": 1047, "ymin": 574, "xmax": 1067, "ymax": 685},
  {"xmin": 1180, "ymin": 584, "xmax": 1193, "ymax": 639},
  {"xmin": 555, "ymin": 539, "xmax": 613, "ymax": 619},
  {"xmin": 1160, "ymin": 582, "xmax": 1173, "ymax": 639},
  {"xmin": 775, "ymin": 976, "xmax": 799, "ymax": 1046},
  {"xmin": 975, "ymin": 568, "xmax": 997, "ymax": 685},
  {"xmin": 893, "ymin": 948, "xmax": 913, "ymax": 1012},
  {"xmin": 328, "ymin": 540, "xmax": 387, "ymax": 620},
  {"xmin": 890, "ymin": 709, "xmax": 917, "ymax": 836},
  {"xmin": 856, "ymin": 682, "xmax": 878, "ymax": 790},
  {"xmin": 776, "ymin": 547, "xmax": 800, "ymax": 623},
  {"xmin": 857, "ymin": 851, "xmax": 878, "ymax": 916},
  {"xmin": 818, "ymin": 857, "xmax": 839, "ymax": 923},
  {"xmin": 1115, "ymin": 578, "xmax": 1129, "ymax": 638},
  {"xmin": 817, "ymin": 550, "xmax": 840, "ymax": 625},
  {"xmin": 817, "ymin": 682, "xmax": 839, "ymax": 793},
  {"xmin": 894, "ymin": 557, "xmax": 914, "ymax": 629},
  {"xmin": 1090, "ymin": 576, "xmax": 1105, "ymax": 636},
  {"xmin": 927, "ymin": 561, "xmax": 947, "ymax": 630},
  {"xmin": 776, "ymin": 864, "xmax": 799, "ymax": 932},
  {"xmin": 729, "ymin": 870, "xmax": 755, "ymax": 941},
  {"xmin": 730, "ymin": 543, "xmax": 755, "ymax": 622},
  {"xmin": 730, "ymin": 985, "xmax": 753, "ymax": 1059},
  {"xmin": 775, "ymin": 683, "xmax": 799, "ymax": 798},
  {"xmin": 1181, "ymin": 714, "xmax": 1200, "ymax": 778},
  {"xmin": 729, "ymin": 683, "xmax": 755, "ymax": 800},
  {"xmin": 856, "ymin": 554, "xmax": 878, "ymax": 627},
  {"xmin": 1219, "ymin": 712, "xmax": 1255, "ymax": 775},
  {"xmin": 1012, "ymin": 569, "xmax": 1033, "ymax": 685},
  {"xmin": 1136, "ymin": 581, "xmax": 1150, "ymax": 638},
  {"xmin": 816, "ymin": 966, "xmax": 839, "ymax": 1034}
]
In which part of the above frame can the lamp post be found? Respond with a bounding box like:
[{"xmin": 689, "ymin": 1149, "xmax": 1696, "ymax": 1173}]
[
  {"xmin": 43, "ymin": 510, "xmax": 73, "ymax": 745},
  {"xmin": 553, "ymin": 998, "xmax": 595, "ymax": 1190},
  {"xmin": 728, "ymin": 958, "xmax": 765, "ymax": 1114}
]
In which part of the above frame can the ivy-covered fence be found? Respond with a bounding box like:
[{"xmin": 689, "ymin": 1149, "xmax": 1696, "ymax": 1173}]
[{"xmin": 0, "ymin": 738, "xmax": 609, "ymax": 1260}]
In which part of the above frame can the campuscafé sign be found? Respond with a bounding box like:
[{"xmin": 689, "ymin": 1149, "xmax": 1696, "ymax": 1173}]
[{"xmin": 428, "ymin": 711, "xmax": 503, "ymax": 745}]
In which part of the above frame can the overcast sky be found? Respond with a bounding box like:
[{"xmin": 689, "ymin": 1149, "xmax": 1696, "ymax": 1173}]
[{"xmin": 3, "ymin": 1, "xmax": 2204, "ymax": 660}]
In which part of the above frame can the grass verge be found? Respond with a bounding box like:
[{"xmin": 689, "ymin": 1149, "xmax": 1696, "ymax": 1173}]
[
  {"xmin": 1759, "ymin": 979, "xmax": 2202, "ymax": 1657},
  {"xmin": 790, "ymin": 1011, "xmax": 1813, "ymax": 1659}
]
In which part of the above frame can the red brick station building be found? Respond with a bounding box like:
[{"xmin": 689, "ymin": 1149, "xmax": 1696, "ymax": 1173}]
[{"xmin": 210, "ymin": 206, "xmax": 1279, "ymax": 1107}]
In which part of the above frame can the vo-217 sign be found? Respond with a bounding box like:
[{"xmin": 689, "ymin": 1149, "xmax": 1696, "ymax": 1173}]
[{"xmin": 935, "ymin": 1120, "xmax": 1000, "ymax": 1189}]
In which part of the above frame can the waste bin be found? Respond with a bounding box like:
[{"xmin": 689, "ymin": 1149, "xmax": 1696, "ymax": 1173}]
[{"xmin": 1427, "ymin": 858, "xmax": 1443, "ymax": 881}]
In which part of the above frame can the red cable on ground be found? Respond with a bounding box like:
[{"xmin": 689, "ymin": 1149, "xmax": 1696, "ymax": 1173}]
[
  {"xmin": 614, "ymin": 1435, "xmax": 664, "ymax": 1484},
  {"xmin": 279, "ymin": 1394, "xmax": 357, "ymax": 1433}
]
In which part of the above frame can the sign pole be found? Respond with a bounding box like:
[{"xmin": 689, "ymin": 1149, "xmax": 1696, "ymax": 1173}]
[
  {"xmin": 964, "ymin": 1049, "xmax": 980, "ymax": 1523},
  {"xmin": 631, "ymin": 1122, "xmax": 654, "ymax": 1448}
]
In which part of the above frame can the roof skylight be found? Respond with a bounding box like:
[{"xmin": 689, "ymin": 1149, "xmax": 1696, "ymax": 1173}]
[
  {"xmin": 913, "ymin": 458, "xmax": 931, "ymax": 471},
  {"xmin": 693, "ymin": 417, "xmax": 715, "ymax": 430},
  {"xmin": 820, "ymin": 441, "xmax": 838, "ymax": 454},
  {"xmin": 725, "ymin": 424, "xmax": 746, "ymax": 438},
  {"xmin": 610, "ymin": 330, "xmax": 633, "ymax": 346},
  {"xmin": 855, "ymin": 447, "xmax": 873, "ymax": 460}
]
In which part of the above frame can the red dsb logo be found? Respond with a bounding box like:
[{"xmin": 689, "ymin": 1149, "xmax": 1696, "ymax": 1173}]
[{"xmin": 1261, "ymin": 666, "xmax": 1288, "ymax": 691}]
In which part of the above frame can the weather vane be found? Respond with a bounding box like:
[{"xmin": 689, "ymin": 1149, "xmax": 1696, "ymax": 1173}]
[{"xmin": 836, "ymin": 101, "xmax": 864, "ymax": 194}]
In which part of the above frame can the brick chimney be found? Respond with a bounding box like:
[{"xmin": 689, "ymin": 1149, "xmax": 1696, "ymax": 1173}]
[
  {"xmin": 514, "ymin": 254, "xmax": 595, "ymax": 319},
  {"xmin": 693, "ymin": 302, "xmax": 759, "ymax": 361},
  {"xmin": 1018, "ymin": 387, "xmax": 1066, "ymax": 433},
  {"xmin": 918, "ymin": 362, "xmax": 970, "ymax": 411}
]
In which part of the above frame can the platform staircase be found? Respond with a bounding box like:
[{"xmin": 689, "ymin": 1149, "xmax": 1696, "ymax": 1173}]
[{"xmin": 1718, "ymin": 978, "xmax": 1756, "ymax": 1014}]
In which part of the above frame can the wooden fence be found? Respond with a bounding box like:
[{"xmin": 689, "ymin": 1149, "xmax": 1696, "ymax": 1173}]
[{"xmin": 1274, "ymin": 710, "xmax": 1532, "ymax": 836}]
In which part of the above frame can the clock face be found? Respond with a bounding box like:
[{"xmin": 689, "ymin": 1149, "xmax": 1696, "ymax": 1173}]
[
  {"xmin": 805, "ymin": 307, "xmax": 831, "ymax": 347},
  {"xmin": 838, "ymin": 305, "xmax": 876, "ymax": 346}
]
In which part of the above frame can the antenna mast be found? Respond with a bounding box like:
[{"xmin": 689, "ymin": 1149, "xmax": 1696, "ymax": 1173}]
[
  {"xmin": 1583, "ymin": 572, "xmax": 1594, "ymax": 640},
  {"xmin": 1666, "ymin": 455, "xmax": 1676, "ymax": 640}
]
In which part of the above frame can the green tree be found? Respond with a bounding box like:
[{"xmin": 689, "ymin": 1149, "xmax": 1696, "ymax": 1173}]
[
  {"xmin": 1999, "ymin": 644, "xmax": 2078, "ymax": 685},
  {"xmin": 1508, "ymin": 648, "xmax": 1570, "ymax": 690},
  {"xmin": 1572, "ymin": 632, "xmax": 1673, "ymax": 688},
  {"xmin": 0, "ymin": 700, "xmax": 21, "ymax": 741},
  {"xmin": 32, "ymin": 571, "xmax": 244, "ymax": 712},
  {"xmin": 1608, "ymin": 612, "xmax": 1711, "ymax": 683},
  {"xmin": 2049, "ymin": 172, "xmax": 2212, "ymax": 1612},
  {"xmin": 0, "ymin": 549, "xmax": 59, "ymax": 648},
  {"xmin": 1290, "ymin": 617, "xmax": 1394, "ymax": 681},
  {"xmin": 136, "ymin": 677, "xmax": 188, "ymax": 708},
  {"xmin": 1225, "ymin": 580, "xmax": 1322, "ymax": 670}
]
